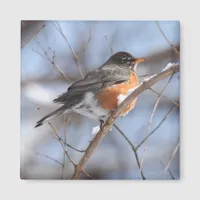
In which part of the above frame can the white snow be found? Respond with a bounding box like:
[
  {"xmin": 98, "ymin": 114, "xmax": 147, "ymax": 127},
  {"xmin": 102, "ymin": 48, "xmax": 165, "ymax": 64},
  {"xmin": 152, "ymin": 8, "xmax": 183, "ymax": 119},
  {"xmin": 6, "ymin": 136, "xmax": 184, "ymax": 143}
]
[
  {"xmin": 117, "ymin": 94, "xmax": 127, "ymax": 105},
  {"xmin": 162, "ymin": 62, "xmax": 178, "ymax": 72},
  {"xmin": 143, "ymin": 74, "xmax": 156, "ymax": 82},
  {"xmin": 91, "ymin": 125, "xmax": 100, "ymax": 135}
]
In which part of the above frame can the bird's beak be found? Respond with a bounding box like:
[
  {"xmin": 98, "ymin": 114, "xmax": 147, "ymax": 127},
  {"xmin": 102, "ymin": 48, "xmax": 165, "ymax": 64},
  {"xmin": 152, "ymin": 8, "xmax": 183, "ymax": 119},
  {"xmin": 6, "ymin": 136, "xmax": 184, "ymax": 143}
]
[
  {"xmin": 131, "ymin": 57, "xmax": 147, "ymax": 71},
  {"xmin": 132, "ymin": 57, "xmax": 147, "ymax": 64}
]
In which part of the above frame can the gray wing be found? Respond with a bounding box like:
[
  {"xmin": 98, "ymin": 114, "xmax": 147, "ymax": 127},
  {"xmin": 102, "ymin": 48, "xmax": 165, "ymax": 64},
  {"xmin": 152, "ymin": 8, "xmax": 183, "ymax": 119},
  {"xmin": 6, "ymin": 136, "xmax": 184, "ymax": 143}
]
[{"xmin": 53, "ymin": 64, "xmax": 131, "ymax": 104}]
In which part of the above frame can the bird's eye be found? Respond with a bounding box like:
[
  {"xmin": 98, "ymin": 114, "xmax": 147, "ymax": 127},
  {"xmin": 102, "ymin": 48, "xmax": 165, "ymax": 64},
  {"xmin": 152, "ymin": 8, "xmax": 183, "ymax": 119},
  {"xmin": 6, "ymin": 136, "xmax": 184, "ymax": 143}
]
[
  {"xmin": 122, "ymin": 57, "xmax": 127, "ymax": 63},
  {"xmin": 122, "ymin": 56, "xmax": 131, "ymax": 64}
]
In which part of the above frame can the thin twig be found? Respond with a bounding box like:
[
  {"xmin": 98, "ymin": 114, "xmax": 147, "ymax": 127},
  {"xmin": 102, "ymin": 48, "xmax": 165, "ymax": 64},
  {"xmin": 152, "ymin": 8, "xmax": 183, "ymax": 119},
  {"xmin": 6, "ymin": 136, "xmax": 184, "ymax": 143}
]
[
  {"xmin": 140, "ymin": 74, "xmax": 174, "ymax": 167},
  {"xmin": 36, "ymin": 42, "xmax": 71, "ymax": 82},
  {"xmin": 71, "ymin": 63, "xmax": 180, "ymax": 179},
  {"xmin": 36, "ymin": 152, "xmax": 63, "ymax": 167},
  {"xmin": 52, "ymin": 21, "xmax": 84, "ymax": 78},
  {"xmin": 63, "ymin": 114, "xmax": 85, "ymax": 153},
  {"xmin": 113, "ymin": 123, "xmax": 145, "ymax": 180},
  {"xmin": 160, "ymin": 162, "xmax": 175, "ymax": 180},
  {"xmin": 52, "ymin": 137, "xmax": 86, "ymax": 153},
  {"xmin": 113, "ymin": 124, "xmax": 135, "ymax": 150},
  {"xmin": 82, "ymin": 171, "xmax": 95, "ymax": 179},
  {"xmin": 155, "ymin": 21, "xmax": 180, "ymax": 55},
  {"xmin": 48, "ymin": 122, "xmax": 76, "ymax": 167},
  {"xmin": 104, "ymin": 35, "xmax": 114, "ymax": 55},
  {"xmin": 32, "ymin": 48, "xmax": 46, "ymax": 59},
  {"xmin": 165, "ymin": 138, "xmax": 180, "ymax": 172},
  {"xmin": 21, "ymin": 24, "xmax": 46, "ymax": 48},
  {"xmin": 64, "ymin": 143, "xmax": 86, "ymax": 153},
  {"xmin": 135, "ymin": 106, "xmax": 178, "ymax": 151},
  {"xmin": 37, "ymin": 107, "xmax": 88, "ymax": 178},
  {"xmin": 61, "ymin": 116, "xmax": 71, "ymax": 179},
  {"xmin": 149, "ymin": 88, "xmax": 179, "ymax": 106},
  {"xmin": 116, "ymin": 106, "xmax": 178, "ymax": 153},
  {"xmin": 80, "ymin": 28, "xmax": 92, "ymax": 54}
]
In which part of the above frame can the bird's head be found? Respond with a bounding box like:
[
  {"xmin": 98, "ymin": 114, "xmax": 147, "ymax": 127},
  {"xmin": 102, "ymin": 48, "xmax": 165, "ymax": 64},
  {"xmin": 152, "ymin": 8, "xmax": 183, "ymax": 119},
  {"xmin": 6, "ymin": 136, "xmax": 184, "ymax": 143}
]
[{"xmin": 107, "ymin": 52, "xmax": 147, "ymax": 71}]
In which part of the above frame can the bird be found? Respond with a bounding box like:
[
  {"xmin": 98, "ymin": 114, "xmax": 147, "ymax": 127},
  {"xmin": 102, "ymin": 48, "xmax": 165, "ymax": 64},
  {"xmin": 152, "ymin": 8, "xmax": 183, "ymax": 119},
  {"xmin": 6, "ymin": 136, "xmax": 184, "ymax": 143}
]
[{"xmin": 35, "ymin": 52, "xmax": 146, "ymax": 128}]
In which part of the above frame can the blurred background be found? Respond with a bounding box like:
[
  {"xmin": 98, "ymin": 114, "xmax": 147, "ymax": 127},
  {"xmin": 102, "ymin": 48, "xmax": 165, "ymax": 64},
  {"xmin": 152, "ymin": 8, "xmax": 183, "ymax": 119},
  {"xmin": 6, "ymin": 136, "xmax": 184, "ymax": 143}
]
[{"xmin": 21, "ymin": 20, "xmax": 180, "ymax": 180}]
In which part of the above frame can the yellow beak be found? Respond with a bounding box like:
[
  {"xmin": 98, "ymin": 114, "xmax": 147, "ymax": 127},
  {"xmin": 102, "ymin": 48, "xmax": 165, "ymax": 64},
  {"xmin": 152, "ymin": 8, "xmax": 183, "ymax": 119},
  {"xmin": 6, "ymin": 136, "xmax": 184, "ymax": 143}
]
[{"xmin": 134, "ymin": 57, "xmax": 147, "ymax": 64}]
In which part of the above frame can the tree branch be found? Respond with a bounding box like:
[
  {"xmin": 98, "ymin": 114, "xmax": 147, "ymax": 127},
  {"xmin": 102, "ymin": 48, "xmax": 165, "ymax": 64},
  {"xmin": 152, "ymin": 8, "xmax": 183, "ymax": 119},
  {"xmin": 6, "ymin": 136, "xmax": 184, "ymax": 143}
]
[
  {"xmin": 36, "ymin": 152, "xmax": 63, "ymax": 167},
  {"xmin": 61, "ymin": 115, "xmax": 71, "ymax": 179},
  {"xmin": 117, "ymin": 105, "xmax": 178, "ymax": 156},
  {"xmin": 52, "ymin": 21, "xmax": 84, "ymax": 78},
  {"xmin": 140, "ymin": 74, "xmax": 174, "ymax": 167},
  {"xmin": 21, "ymin": 24, "xmax": 45, "ymax": 48},
  {"xmin": 135, "ymin": 105, "xmax": 178, "ymax": 151},
  {"xmin": 34, "ymin": 42, "xmax": 71, "ymax": 82},
  {"xmin": 82, "ymin": 171, "xmax": 95, "ymax": 179},
  {"xmin": 155, "ymin": 21, "xmax": 180, "ymax": 55},
  {"xmin": 160, "ymin": 162, "xmax": 175, "ymax": 180},
  {"xmin": 113, "ymin": 123, "xmax": 145, "ymax": 179},
  {"xmin": 165, "ymin": 138, "xmax": 180, "ymax": 172},
  {"xmin": 149, "ymin": 88, "xmax": 179, "ymax": 106},
  {"xmin": 104, "ymin": 34, "xmax": 114, "ymax": 55},
  {"xmin": 52, "ymin": 137, "xmax": 86, "ymax": 153},
  {"xmin": 139, "ymin": 73, "xmax": 156, "ymax": 78},
  {"xmin": 48, "ymin": 122, "xmax": 76, "ymax": 167},
  {"xmin": 71, "ymin": 63, "xmax": 180, "ymax": 179}
]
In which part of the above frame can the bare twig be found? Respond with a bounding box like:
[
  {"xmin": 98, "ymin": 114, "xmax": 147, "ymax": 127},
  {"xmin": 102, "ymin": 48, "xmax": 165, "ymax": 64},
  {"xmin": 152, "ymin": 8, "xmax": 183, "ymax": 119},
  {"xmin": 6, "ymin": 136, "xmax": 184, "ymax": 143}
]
[
  {"xmin": 36, "ymin": 107, "xmax": 66, "ymax": 177},
  {"xmin": 37, "ymin": 106, "xmax": 88, "ymax": 178},
  {"xmin": 52, "ymin": 137, "xmax": 86, "ymax": 153},
  {"xmin": 140, "ymin": 75, "xmax": 179, "ymax": 106},
  {"xmin": 36, "ymin": 42, "xmax": 71, "ymax": 82},
  {"xmin": 48, "ymin": 122, "xmax": 76, "ymax": 167},
  {"xmin": 32, "ymin": 48, "xmax": 46, "ymax": 59},
  {"xmin": 36, "ymin": 150, "xmax": 94, "ymax": 179},
  {"xmin": 165, "ymin": 138, "xmax": 180, "ymax": 172},
  {"xmin": 135, "ymin": 106, "xmax": 178, "ymax": 151},
  {"xmin": 82, "ymin": 171, "xmax": 95, "ymax": 179},
  {"xmin": 52, "ymin": 21, "xmax": 84, "ymax": 78},
  {"xmin": 160, "ymin": 162, "xmax": 175, "ymax": 180},
  {"xmin": 155, "ymin": 21, "xmax": 180, "ymax": 55},
  {"xmin": 61, "ymin": 116, "xmax": 71, "ymax": 179},
  {"xmin": 64, "ymin": 143, "xmax": 86, "ymax": 153},
  {"xmin": 113, "ymin": 124, "xmax": 136, "ymax": 151},
  {"xmin": 115, "ymin": 106, "xmax": 178, "ymax": 159},
  {"xmin": 21, "ymin": 24, "xmax": 46, "ymax": 48},
  {"xmin": 113, "ymin": 123, "xmax": 145, "ymax": 179},
  {"xmin": 36, "ymin": 152, "xmax": 63, "ymax": 167},
  {"xmin": 149, "ymin": 88, "xmax": 179, "ymax": 106},
  {"xmin": 104, "ymin": 35, "xmax": 114, "ymax": 55},
  {"xmin": 140, "ymin": 74, "xmax": 174, "ymax": 167},
  {"xmin": 71, "ymin": 63, "xmax": 180, "ymax": 179},
  {"xmin": 80, "ymin": 28, "xmax": 92, "ymax": 54},
  {"xmin": 167, "ymin": 169, "xmax": 175, "ymax": 180}
]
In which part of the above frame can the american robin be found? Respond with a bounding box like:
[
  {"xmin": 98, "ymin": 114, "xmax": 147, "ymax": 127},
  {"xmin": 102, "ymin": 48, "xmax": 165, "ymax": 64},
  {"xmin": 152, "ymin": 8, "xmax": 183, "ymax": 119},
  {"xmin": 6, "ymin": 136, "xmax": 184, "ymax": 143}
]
[{"xmin": 35, "ymin": 52, "xmax": 146, "ymax": 128}]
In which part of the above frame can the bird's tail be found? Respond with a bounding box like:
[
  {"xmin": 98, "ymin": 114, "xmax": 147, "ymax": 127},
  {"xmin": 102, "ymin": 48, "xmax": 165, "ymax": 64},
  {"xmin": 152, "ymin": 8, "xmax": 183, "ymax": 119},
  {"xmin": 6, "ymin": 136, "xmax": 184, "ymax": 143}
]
[{"xmin": 35, "ymin": 106, "xmax": 67, "ymax": 128}]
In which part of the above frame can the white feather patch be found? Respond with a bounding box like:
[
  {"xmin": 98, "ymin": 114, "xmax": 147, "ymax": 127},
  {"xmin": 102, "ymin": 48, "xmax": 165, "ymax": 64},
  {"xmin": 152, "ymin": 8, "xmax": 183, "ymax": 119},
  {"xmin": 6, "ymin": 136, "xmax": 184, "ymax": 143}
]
[
  {"xmin": 117, "ymin": 88, "xmax": 137, "ymax": 106},
  {"xmin": 75, "ymin": 92, "xmax": 109, "ymax": 121}
]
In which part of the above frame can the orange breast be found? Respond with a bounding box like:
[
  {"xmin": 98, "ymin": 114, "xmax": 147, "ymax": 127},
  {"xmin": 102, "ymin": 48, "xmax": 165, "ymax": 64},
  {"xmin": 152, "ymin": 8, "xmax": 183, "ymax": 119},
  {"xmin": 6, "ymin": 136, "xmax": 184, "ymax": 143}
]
[{"xmin": 96, "ymin": 71, "xmax": 139, "ymax": 116}]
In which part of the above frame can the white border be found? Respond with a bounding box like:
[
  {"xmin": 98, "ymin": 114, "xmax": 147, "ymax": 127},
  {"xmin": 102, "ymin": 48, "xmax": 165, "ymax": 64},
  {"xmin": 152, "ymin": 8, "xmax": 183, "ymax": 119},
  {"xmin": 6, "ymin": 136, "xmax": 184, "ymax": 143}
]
[{"xmin": 1, "ymin": 0, "xmax": 199, "ymax": 199}]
